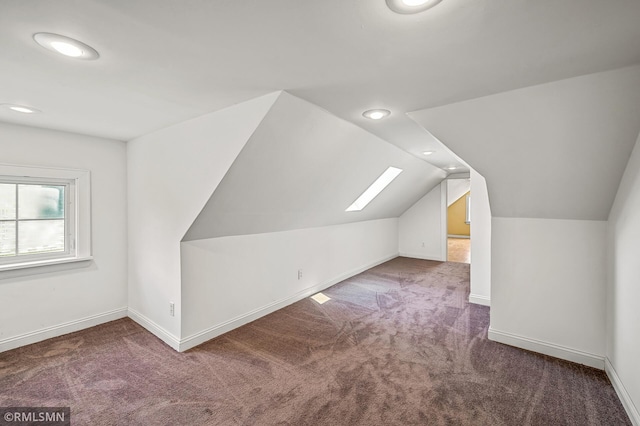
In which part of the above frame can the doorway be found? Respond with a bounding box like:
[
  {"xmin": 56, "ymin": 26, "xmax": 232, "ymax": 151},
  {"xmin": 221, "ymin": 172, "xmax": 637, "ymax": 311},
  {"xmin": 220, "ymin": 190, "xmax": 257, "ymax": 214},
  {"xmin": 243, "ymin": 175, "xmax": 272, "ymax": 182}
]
[{"xmin": 446, "ymin": 178, "xmax": 470, "ymax": 263}]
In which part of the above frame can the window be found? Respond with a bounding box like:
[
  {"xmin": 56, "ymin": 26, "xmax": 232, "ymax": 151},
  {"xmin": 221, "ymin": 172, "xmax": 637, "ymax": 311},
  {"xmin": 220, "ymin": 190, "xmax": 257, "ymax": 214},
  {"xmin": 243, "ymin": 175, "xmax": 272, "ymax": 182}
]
[
  {"xmin": 346, "ymin": 166, "xmax": 403, "ymax": 212},
  {"xmin": 465, "ymin": 193, "xmax": 471, "ymax": 224},
  {"xmin": 0, "ymin": 164, "xmax": 91, "ymax": 271}
]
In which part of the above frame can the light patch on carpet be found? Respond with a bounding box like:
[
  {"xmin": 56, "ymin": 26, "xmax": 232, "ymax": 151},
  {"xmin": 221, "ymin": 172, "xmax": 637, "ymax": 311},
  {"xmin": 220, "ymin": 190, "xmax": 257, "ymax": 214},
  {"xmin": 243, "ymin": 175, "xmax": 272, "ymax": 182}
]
[{"xmin": 310, "ymin": 292, "xmax": 331, "ymax": 304}]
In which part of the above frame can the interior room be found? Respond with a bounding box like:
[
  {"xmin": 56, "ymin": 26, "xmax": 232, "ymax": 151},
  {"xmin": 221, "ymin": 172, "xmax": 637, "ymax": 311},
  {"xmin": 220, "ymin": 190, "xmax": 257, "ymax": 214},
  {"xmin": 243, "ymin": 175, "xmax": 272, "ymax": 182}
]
[{"xmin": 1, "ymin": 0, "xmax": 639, "ymax": 424}]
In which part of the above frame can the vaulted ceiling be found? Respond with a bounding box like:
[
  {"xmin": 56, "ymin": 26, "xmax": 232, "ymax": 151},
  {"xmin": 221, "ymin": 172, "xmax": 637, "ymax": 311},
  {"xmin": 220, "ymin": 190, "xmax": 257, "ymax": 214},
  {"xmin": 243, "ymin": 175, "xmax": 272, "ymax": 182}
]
[
  {"xmin": 183, "ymin": 92, "xmax": 445, "ymax": 240},
  {"xmin": 410, "ymin": 66, "xmax": 640, "ymax": 220},
  {"xmin": 2, "ymin": 0, "xmax": 640, "ymax": 176}
]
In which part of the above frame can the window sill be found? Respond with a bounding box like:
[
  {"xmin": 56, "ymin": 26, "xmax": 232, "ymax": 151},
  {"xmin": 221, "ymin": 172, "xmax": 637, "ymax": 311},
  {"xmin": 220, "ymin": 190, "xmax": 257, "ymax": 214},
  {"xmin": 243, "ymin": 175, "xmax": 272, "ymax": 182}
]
[{"xmin": 0, "ymin": 256, "xmax": 94, "ymax": 273}]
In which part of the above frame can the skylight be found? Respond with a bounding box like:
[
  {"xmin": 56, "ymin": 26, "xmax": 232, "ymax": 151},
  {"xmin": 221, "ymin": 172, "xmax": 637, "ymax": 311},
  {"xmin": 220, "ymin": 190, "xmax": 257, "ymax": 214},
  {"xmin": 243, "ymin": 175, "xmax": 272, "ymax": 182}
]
[{"xmin": 346, "ymin": 166, "xmax": 403, "ymax": 212}]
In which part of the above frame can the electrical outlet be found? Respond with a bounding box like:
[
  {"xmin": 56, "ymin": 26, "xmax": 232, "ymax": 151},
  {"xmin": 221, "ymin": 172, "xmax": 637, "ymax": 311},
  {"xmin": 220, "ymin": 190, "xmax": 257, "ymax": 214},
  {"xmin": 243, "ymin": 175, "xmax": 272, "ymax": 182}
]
[
  {"xmin": 169, "ymin": 302, "xmax": 175, "ymax": 317},
  {"xmin": 298, "ymin": 269, "xmax": 303, "ymax": 280}
]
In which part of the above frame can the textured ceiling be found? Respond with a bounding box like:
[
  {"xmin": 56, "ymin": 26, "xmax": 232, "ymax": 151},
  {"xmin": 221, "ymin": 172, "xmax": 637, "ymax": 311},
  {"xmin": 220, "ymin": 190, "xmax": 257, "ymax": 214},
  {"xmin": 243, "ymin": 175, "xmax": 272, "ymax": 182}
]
[{"xmin": 2, "ymin": 0, "xmax": 640, "ymax": 173}]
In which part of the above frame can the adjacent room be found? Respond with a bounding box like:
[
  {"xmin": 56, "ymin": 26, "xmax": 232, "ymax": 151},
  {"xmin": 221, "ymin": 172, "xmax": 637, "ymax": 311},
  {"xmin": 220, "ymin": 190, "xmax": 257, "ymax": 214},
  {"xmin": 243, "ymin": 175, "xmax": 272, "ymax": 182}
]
[{"xmin": 1, "ymin": 1, "xmax": 640, "ymax": 424}]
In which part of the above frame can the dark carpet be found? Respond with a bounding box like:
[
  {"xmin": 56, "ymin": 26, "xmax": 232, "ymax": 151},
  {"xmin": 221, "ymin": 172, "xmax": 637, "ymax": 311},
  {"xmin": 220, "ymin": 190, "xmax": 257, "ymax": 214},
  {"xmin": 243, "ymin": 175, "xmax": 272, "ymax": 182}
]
[{"xmin": 0, "ymin": 257, "xmax": 630, "ymax": 425}]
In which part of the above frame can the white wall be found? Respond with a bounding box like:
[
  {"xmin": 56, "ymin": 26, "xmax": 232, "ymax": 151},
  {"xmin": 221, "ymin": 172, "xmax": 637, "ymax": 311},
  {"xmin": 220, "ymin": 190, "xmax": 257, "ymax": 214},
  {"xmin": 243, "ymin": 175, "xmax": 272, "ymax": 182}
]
[
  {"xmin": 447, "ymin": 178, "xmax": 470, "ymax": 207},
  {"xmin": 398, "ymin": 182, "xmax": 446, "ymax": 261},
  {"xmin": 0, "ymin": 123, "xmax": 127, "ymax": 352},
  {"xmin": 409, "ymin": 65, "xmax": 640, "ymax": 221},
  {"xmin": 127, "ymin": 93, "xmax": 279, "ymax": 347},
  {"xmin": 180, "ymin": 218, "xmax": 399, "ymax": 350},
  {"xmin": 469, "ymin": 169, "xmax": 491, "ymax": 306},
  {"xmin": 489, "ymin": 217, "xmax": 607, "ymax": 369},
  {"xmin": 184, "ymin": 92, "xmax": 445, "ymax": 241},
  {"xmin": 607, "ymin": 131, "xmax": 640, "ymax": 423}
]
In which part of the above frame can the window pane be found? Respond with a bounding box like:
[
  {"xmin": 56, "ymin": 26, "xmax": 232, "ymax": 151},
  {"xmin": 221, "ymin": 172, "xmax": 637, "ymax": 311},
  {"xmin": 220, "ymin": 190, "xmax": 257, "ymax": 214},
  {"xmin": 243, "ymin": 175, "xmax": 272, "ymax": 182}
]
[
  {"xmin": 18, "ymin": 185, "xmax": 65, "ymax": 220},
  {"xmin": 0, "ymin": 222, "xmax": 16, "ymax": 257},
  {"xmin": 0, "ymin": 184, "xmax": 16, "ymax": 220},
  {"xmin": 18, "ymin": 220, "xmax": 65, "ymax": 255}
]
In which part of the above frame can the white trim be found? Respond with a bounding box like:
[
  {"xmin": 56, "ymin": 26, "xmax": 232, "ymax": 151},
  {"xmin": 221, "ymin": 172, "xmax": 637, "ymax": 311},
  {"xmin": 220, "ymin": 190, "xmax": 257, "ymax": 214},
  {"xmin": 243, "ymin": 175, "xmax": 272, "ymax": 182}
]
[
  {"xmin": 127, "ymin": 307, "xmax": 180, "ymax": 351},
  {"xmin": 488, "ymin": 327, "xmax": 604, "ymax": 370},
  {"xmin": 448, "ymin": 234, "xmax": 470, "ymax": 239},
  {"xmin": 178, "ymin": 253, "xmax": 398, "ymax": 352},
  {"xmin": 0, "ymin": 255, "xmax": 93, "ymax": 272},
  {"xmin": 399, "ymin": 252, "xmax": 445, "ymax": 262},
  {"xmin": 0, "ymin": 163, "xmax": 92, "ymax": 273},
  {"xmin": 0, "ymin": 307, "xmax": 127, "ymax": 353},
  {"xmin": 447, "ymin": 172, "xmax": 471, "ymax": 179},
  {"xmin": 440, "ymin": 181, "xmax": 448, "ymax": 261},
  {"xmin": 469, "ymin": 293, "xmax": 490, "ymax": 306},
  {"xmin": 605, "ymin": 358, "xmax": 640, "ymax": 426}
]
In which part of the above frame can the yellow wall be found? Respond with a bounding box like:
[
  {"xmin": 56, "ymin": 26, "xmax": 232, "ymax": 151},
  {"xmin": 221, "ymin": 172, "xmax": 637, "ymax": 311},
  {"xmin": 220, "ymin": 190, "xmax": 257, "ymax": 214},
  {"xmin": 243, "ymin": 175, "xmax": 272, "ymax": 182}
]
[{"xmin": 448, "ymin": 191, "xmax": 470, "ymax": 236}]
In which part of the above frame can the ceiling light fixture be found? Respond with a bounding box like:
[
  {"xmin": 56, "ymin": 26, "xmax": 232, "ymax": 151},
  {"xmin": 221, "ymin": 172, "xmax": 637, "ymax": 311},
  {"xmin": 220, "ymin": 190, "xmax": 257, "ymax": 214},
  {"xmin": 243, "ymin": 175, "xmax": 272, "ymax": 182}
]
[
  {"xmin": 1, "ymin": 104, "xmax": 41, "ymax": 114},
  {"xmin": 362, "ymin": 109, "xmax": 391, "ymax": 120},
  {"xmin": 446, "ymin": 166, "xmax": 457, "ymax": 170},
  {"xmin": 423, "ymin": 151, "xmax": 435, "ymax": 156},
  {"xmin": 386, "ymin": 0, "xmax": 443, "ymax": 14},
  {"xmin": 33, "ymin": 33, "xmax": 99, "ymax": 60}
]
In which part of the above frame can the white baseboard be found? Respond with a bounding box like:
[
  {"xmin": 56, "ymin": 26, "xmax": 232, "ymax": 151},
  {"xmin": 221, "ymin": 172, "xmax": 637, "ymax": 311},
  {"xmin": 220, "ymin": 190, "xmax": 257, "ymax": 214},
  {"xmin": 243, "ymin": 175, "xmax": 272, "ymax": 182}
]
[
  {"xmin": 0, "ymin": 307, "xmax": 127, "ymax": 353},
  {"xmin": 398, "ymin": 252, "xmax": 445, "ymax": 262},
  {"xmin": 469, "ymin": 293, "xmax": 491, "ymax": 306},
  {"xmin": 127, "ymin": 308, "xmax": 180, "ymax": 351},
  {"xmin": 179, "ymin": 253, "xmax": 398, "ymax": 352},
  {"xmin": 605, "ymin": 358, "xmax": 640, "ymax": 426},
  {"xmin": 488, "ymin": 327, "xmax": 604, "ymax": 370}
]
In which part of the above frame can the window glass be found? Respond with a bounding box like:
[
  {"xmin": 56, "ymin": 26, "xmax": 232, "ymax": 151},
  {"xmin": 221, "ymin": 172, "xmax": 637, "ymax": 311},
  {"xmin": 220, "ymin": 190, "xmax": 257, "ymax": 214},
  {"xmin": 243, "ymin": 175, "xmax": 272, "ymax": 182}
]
[
  {"xmin": 0, "ymin": 180, "xmax": 69, "ymax": 262},
  {"xmin": 0, "ymin": 222, "xmax": 16, "ymax": 257},
  {"xmin": 0, "ymin": 183, "xmax": 16, "ymax": 220},
  {"xmin": 18, "ymin": 220, "xmax": 65, "ymax": 255},
  {"xmin": 0, "ymin": 165, "xmax": 90, "ymax": 272},
  {"xmin": 18, "ymin": 184, "xmax": 65, "ymax": 219}
]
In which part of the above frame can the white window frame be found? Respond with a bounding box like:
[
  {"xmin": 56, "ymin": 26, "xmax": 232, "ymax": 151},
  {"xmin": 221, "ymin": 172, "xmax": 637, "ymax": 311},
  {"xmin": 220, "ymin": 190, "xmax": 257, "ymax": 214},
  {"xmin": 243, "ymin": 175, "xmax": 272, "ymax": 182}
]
[
  {"xmin": 0, "ymin": 164, "xmax": 92, "ymax": 272},
  {"xmin": 465, "ymin": 193, "xmax": 471, "ymax": 225}
]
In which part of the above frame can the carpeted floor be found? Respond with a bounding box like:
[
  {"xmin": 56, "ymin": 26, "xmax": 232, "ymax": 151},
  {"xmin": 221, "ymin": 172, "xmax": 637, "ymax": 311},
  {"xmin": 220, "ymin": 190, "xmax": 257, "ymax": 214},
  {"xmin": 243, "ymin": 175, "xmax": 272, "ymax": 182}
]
[{"xmin": 0, "ymin": 257, "xmax": 630, "ymax": 425}]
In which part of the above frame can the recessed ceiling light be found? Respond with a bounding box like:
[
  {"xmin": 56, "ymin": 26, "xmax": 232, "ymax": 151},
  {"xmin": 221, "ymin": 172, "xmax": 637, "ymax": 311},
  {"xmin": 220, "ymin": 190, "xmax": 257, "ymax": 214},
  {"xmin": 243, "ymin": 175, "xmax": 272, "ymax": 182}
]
[
  {"xmin": 446, "ymin": 166, "xmax": 457, "ymax": 170},
  {"xmin": 387, "ymin": 0, "xmax": 443, "ymax": 14},
  {"xmin": 1, "ymin": 104, "xmax": 41, "ymax": 114},
  {"xmin": 423, "ymin": 151, "xmax": 435, "ymax": 156},
  {"xmin": 362, "ymin": 109, "xmax": 391, "ymax": 120},
  {"xmin": 33, "ymin": 33, "xmax": 99, "ymax": 60}
]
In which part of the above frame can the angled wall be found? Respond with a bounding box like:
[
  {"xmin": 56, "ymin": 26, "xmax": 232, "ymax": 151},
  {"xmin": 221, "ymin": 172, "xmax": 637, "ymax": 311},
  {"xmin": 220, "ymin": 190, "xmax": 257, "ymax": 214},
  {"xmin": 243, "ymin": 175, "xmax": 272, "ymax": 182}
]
[
  {"xmin": 179, "ymin": 92, "xmax": 447, "ymax": 349},
  {"xmin": 447, "ymin": 191, "xmax": 470, "ymax": 236},
  {"xmin": 127, "ymin": 92, "xmax": 279, "ymax": 347},
  {"xmin": 447, "ymin": 179, "xmax": 470, "ymax": 208},
  {"xmin": 409, "ymin": 65, "xmax": 640, "ymax": 221},
  {"xmin": 408, "ymin": 66, "xmax": 640, "ymax": 368},
  {"xmin": 607, "ymin": 130, "xmax": 640, "ymax": 423},
  {"xmin": 183, "ymin": 92, "xmax": 446, "ymax": 241}
]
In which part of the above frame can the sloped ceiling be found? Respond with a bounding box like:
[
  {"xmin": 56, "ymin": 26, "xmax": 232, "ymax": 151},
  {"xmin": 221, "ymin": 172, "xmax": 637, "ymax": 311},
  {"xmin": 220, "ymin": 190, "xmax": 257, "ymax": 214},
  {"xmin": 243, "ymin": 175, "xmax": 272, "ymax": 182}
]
[
  {"xmin": 183, "ymin": 92, "xmax": 445, "ymax": 241},
  {"xmin": 409, "ymin": 65, "xmax": 640, "ymax": 220},
  {"xmin": 3, "ymin": 1, "xmax": 640, "ymax": 172},
  {"xmin": 447, "ymin": 179, "xmax": 470, "ymax": 208}
]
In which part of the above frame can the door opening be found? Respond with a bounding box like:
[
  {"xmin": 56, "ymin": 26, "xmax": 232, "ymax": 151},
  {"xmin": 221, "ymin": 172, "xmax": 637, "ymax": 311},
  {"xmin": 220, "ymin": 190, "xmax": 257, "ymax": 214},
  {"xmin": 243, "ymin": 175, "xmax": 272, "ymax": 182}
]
[{"xmin": 446, "ymin": 178, "xmax": 470, "ymax": 263}]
